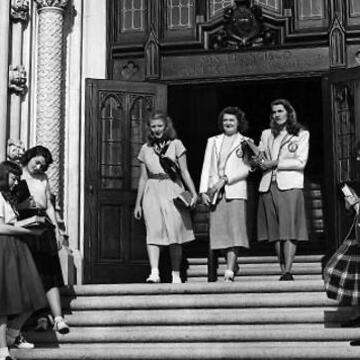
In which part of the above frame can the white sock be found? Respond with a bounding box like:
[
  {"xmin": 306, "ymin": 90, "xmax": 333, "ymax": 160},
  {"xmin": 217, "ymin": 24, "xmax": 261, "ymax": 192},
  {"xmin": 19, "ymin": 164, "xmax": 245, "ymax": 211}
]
[
  {"xmin": 150, "ymin": 268, "xmax": 159, "ymax": 276},
  {"xmin": 0, "ymin": 347, "xmax": 10, "ymax": 358},
  {"xmin": 171, "ymin": 271, "xmax": 180, "ymax": 278}
]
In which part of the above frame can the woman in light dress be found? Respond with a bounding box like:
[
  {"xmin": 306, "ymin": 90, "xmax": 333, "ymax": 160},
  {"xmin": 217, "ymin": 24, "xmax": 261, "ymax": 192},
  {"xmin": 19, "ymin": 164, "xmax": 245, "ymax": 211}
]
[{"xmin": 134, "ymin": 112, "xmax": 198, "ymax": 284}]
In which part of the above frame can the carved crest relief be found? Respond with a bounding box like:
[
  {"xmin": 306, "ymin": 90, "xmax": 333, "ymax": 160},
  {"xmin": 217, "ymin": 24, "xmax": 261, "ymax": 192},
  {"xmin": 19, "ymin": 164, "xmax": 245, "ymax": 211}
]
[{"xmin": 211, "ymin": 0, "xmax": 275, "ymax": 49}]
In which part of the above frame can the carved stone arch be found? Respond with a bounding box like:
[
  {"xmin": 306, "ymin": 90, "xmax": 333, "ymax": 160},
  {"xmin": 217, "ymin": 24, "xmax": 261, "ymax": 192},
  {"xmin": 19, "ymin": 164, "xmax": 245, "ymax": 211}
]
[
  {"xmin": 329, "ymin": 15, "xmax": 346, "ymax": 69},
  {"xmin": 144, "ymin": 27, "xmax": 160, "ymax": 80}
]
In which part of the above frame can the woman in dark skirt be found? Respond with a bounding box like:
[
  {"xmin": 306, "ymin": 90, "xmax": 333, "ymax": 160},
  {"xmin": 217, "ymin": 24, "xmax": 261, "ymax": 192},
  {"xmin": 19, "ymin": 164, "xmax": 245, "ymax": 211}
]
[
  {"xmin": 0, "ymin": 161, "xmax": 47, "ymax": 360},
  {"xmin": 18, "ymin": 146, "xmax": 69, "ymax": 334},
  {"xmin": 256, "ymin": 99, "xmax": 310, "ymax": 280}
]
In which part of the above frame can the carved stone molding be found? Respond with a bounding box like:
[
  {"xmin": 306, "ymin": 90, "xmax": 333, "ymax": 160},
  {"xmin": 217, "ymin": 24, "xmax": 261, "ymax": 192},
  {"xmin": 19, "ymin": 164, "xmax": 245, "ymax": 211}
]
[
  {"xmin": 8, "ymin": 64, "xmax": 27, "ymax": 95},
  {"xmin": 10, "ymin": 0, "xmax": 29, "ymax": 22},
  {"xmin": 329, "ymin": 15, "xmax": 346, "ymax": 69},
  {"xmin": 145, "ymin": 27, "xmax": 160, "ymax": 80},
  {"xmin": 211, "ymin": 0, "xmax": 275, "ymax": 49},
  {"xmin": 34, "ymin": 0, "xmax": 68, "ymax": 10},
  {"xmin": 6, "ymin": 138, "xmax": 25, "ymax": 163},
  {"xmin": 120, "ymin": 61, "xmax": 139, "ymax": 80}
]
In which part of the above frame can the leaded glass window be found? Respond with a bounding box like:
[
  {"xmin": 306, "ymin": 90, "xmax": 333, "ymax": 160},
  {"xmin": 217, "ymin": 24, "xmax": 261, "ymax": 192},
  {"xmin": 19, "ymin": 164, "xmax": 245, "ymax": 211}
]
[
  {"xmin": 167, "ymin": 0, "xmax": 194, "ymax": 29},
  {"xmin": 209, "ymin": 0, "xmax": 233, "ymax": 17},
  {"xmin": 298, "ymin": 0, "xmax": 324, "ymax": 20},
  {"xmin": 254, "ymin": 0, "xmax": 280, "ymax": 11},
  {"xmin": 121, "ymin": 0, "xmax": 145, "ymax": 32},
  {"xmin": 350, "ymin": 0, "xmax": 360, "ymax": 17}
]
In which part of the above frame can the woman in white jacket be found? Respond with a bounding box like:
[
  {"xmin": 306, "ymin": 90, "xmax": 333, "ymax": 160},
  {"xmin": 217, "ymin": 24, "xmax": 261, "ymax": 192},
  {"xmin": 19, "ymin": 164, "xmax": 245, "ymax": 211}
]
[
  {"xmin": 199, "ymin": 106, "xmax": 252, "ymax": 282},
  {"xmin": 257, "ymin": 99, "xmax": 309, "ymax": 281}
]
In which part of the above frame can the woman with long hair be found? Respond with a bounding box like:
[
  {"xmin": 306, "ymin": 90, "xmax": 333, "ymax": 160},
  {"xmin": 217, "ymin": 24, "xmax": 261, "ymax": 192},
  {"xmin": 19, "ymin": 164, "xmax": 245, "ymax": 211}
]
[
  {"xmin": 0, "ymin": 161, "xmax": 47, "ymax": 360},
  {"xmin": 134, "ymin": 112, "xmax": 197, "ymax": 284},
  {"xmin": 257, "ymin": 99, "xmax": 310, "ymax": 280}
]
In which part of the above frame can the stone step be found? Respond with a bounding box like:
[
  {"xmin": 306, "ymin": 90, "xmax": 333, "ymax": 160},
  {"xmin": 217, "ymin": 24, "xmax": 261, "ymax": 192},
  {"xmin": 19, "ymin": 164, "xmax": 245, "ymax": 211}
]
[
  {"xmin": 188, "ymin": 263, "xmax": 322, "ymax": 277},
  {"xmin": 61, "ymin": 292, "xmax": 337, "ymax": 310},
  {"xmin": 59, "ymin": 307, "xmax": 354, "ymax": 326},
  {"xmin": 61, "ymin": 281, "xmax": 325, "ymax": 296},
  {"xmin": 12, "ymin": 342, "xmax": 360, "ymax": 359},
  {"xmin": 187, "ymin": 274, "xmax": 323, "ymax": 282},
  {"xmin": 187, "ymin": 255, "xmax": 324, "ymax": 265},
  {"xmin": 25, "ymin": 324, "xmax": 360, "ymax": 343}
]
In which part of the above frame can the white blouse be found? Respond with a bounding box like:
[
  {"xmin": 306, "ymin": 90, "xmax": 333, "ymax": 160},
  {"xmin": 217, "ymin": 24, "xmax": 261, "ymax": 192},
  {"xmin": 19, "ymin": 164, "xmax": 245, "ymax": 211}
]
[{"xmin": 0, "ymin": 193, "xmax": 17, "ymax": 225}]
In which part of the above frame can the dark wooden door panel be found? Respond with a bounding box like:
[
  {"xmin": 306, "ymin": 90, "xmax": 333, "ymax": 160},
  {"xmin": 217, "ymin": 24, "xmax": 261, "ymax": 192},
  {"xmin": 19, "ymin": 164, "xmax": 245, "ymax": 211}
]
[
  {"xmin": 322, "ymin": 67, "xmax": 360, "ymax": 250},
  {"xmin": 85, "ymin": 79, "xmax": 167, "ymax": 283}
]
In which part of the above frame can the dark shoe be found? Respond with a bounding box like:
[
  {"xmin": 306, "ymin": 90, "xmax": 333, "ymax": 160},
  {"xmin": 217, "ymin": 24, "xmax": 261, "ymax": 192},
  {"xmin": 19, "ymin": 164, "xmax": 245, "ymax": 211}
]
[
  {"xmin": 350, "ymin": 339, "xmax": 360, "ymax": 346},
  {"xmin": 279, "ymin": 272, "xmax": 294, "ymax": 281},
  {"xmin": 12, "ymin": 334, "xmax": 34, "ymax": 349},
  {"xmin": 342, "ymin": 316, "xmax": 360, "ymax": 327}
]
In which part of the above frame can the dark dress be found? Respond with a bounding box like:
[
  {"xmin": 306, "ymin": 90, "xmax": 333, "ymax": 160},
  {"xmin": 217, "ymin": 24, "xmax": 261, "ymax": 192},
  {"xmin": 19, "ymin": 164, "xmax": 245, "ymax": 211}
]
[{"xmin": 0, "ymin": 193, "xmax": 47, "ymax": 316}]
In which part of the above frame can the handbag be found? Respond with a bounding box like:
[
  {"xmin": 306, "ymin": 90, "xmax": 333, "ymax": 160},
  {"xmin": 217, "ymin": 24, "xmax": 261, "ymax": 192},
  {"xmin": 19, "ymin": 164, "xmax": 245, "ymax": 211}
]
[{"xmin": 323, "ymin": 213, "xmax": 360, "ymax": 305}]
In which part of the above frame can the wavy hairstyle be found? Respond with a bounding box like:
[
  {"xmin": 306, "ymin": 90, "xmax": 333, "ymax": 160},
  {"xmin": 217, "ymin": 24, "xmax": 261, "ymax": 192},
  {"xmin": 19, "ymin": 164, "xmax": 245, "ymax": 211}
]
[
  {"xmin": 218, "ymin": 106, "xmax": 248, "ymax": 133},
  {"xmin": 20, "ymin": 145, "xmax": 53, "ymax": 172},
  {"xmin": 269, "ymin": 99, "xmax": 304, "ymax": 137},
  {"xmin": 146, "ymin": 112, "xmax": 177, "ymax": 145},
  {"xmin": 0, "ymin": 161, "xmax": 22, "ymax": 209}
]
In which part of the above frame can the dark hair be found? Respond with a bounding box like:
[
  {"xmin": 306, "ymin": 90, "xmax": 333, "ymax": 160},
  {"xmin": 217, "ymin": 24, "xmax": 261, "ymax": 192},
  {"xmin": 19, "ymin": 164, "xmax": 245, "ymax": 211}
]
[
  {"xmin": 146, "ymin": 112, "xmax": 177, "ymax": 144},
  {"xmin": 20, "ymin": 145, "xmax": 53, "ymax": 172},
  {"xmin": 0, "ymin": 161, "xmax": 22, "ymax": 210},
  {"xmin": 269, "ymin": 99, "xmax": 304, "ymax": 137},
  {"xmin": 218, "ymin": 106, "xmax": 248, "ymax": 133}
]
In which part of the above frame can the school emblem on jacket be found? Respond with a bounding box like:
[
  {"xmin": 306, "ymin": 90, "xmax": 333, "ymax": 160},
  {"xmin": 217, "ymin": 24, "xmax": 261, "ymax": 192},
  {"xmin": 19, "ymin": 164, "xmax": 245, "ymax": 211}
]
[
  {"xmin": 288, "ymin": 141, "xmax": 298, "ymax": 153},
  {"xmin": 236, "ymin": 147, "xmax": 243, "ymax": 158}
]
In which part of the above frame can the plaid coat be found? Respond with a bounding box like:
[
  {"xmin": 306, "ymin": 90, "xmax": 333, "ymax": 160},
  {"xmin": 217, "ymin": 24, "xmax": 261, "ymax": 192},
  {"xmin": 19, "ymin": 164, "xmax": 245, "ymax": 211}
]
[{"xmin": 324, "ymin": 218, "xmax": 360, "ymax": 305}]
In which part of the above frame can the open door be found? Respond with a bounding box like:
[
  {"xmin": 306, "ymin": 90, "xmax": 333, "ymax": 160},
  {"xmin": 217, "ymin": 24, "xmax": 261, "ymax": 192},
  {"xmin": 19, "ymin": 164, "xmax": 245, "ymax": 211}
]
[
  {"xmin": 84, "ymin": 79, "xmax": 167, "ymax": 283},
  {"xmin": 322, "ymin": 67, "xmax": 360, "ymax": 251}
]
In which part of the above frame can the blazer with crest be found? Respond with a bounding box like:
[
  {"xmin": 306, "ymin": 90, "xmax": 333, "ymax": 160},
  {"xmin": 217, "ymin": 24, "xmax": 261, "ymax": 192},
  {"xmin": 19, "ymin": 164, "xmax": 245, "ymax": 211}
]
[
  {"xmin": 199, "ymin": 133, "xmax": 252, "ymax": 200},
  {"xmin": 258, "ymin": 128, "xmax": 310, "ymax": 193}
]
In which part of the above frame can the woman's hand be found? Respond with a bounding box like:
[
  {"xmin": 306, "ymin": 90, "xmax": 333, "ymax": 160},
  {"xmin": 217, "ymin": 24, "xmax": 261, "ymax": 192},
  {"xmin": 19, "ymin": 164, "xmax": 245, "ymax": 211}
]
[
  {"xmin": 259, "ymin": 159, "xmax": 278, "ymax": 170},
  {"xmin": 190, "ymin": 193, "xmax": 198, "ymax": 208},
  {"xmin": 134, "ymin": 204, "xmax": 142, "ymax": 220},
  {"xmin": 201, "ymin": 193, "xmax": 211, "ymax": 206}
]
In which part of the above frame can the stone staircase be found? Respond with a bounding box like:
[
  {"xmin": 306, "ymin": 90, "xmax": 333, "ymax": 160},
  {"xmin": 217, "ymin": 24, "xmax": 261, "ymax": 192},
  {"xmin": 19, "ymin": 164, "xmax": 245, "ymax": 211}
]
[{"xmin": 14, "ymin": 255, "xmax": 360, "ymax": 359}]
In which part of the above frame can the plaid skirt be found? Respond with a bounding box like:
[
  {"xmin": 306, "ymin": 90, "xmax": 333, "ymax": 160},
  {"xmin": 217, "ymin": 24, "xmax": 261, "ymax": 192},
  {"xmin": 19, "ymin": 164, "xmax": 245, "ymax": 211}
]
[{"xmin": 324, "ymin": 217, "xmax": 360, "ymax": 305}]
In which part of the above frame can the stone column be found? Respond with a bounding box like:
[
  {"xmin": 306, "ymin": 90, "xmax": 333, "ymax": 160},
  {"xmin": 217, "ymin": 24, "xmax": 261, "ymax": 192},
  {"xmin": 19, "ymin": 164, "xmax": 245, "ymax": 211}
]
[
  {"xmin": 34, "ymin": 0, "xmax": 68, "ymax": 205},
  {"xmin": 0, "ymin": 1, "xmax": 11, "ymax": 161},
  {"xmin": 9, "ymin": 0, "xmax": 29, "ymax": 145}
]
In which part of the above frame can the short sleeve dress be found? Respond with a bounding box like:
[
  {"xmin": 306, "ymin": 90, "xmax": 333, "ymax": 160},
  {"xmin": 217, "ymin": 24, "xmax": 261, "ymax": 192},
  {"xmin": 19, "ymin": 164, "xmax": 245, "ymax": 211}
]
[
  {"xmin": 138, "ymin": 139, "xmax": 195, "ymax": 246},
  {"xmin": 0, "ymin": 192, "xmax": 47, "ymax": 316}
]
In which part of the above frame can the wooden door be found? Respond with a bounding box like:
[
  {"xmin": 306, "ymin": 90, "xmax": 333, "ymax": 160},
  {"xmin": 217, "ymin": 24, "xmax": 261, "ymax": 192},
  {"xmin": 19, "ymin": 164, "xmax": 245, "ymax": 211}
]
[
  {"xmin": 322, "ymin": 68, "xmax": 360, "ymax": 251},
  {"xmin": 84, "ymin": 79, "xmax": 167, "ymax": 283}
]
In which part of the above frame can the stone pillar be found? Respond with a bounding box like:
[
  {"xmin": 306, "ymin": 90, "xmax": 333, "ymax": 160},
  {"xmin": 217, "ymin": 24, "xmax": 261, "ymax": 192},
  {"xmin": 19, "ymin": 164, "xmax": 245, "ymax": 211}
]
[
  {"xmin": 0, "ymin": 1, "xmax": 11, "ymax": 161},
  {"xmin": 9, "ymin": 0, "xmax": 29, "ymax": 144},
  {"xmin": 34, "ymin": 0, "xmax": 68, "ymax": 205}
]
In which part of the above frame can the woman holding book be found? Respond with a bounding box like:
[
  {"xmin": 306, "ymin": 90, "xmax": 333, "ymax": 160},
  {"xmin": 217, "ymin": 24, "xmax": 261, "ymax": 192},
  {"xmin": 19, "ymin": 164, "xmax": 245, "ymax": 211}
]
[
  {"xmin": 256, "ymin": 99, "xmax": 309, "ymax": 281},
  {"xmin": 199, "ymin": 106, "xmax": 253, "ymax": 282},
  {"xmin": 0, "ymin": 161, "xmax": 47, "ymax": 359},
  {"xmin": 134, "ymin": 112, "xmax": 197, "ymax": 284},
  {"xmin": 18, "ymin": 146, "xmax": 69, "ymax": 333}
]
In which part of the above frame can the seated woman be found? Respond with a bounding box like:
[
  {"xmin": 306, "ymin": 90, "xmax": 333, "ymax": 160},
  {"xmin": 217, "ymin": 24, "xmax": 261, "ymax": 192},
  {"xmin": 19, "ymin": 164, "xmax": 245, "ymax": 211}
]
[
  {"xmin": 0, "ymin": 161, "xmax": 47, "ymax": 360},
  {"xmin": 18, "ymin": 146, "xmax": 69, "ymax": 333}
]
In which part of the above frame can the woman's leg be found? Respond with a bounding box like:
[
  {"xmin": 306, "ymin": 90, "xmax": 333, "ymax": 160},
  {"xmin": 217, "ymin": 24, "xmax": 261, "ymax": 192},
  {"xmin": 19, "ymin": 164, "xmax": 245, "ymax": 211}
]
[
  {"xmin": 146, "ymin": 245, "xmax": 161, "ymax": 282},
  {"xmin": 6, "ymin": 312, "xmax": 34, "ymax": 348},
  {"xmin": 225, "ymin": 247, "xmax": 238, "ymax": 272},
  {"xmin": 0, "ymin": 316, "xmax": 10, "ymax": 359},
  {"xmin": 46, "ymin": 287, "xmax": 69, "ymax": 334},
  {"xmin": 283, "ymin": 240, "xmax": 297, "ymax": 274},
  {"xmin": 169, "ymin": 244, "xmax": 182, "ymax": 283},
  {"xmin": 274, "ymin": 241, "xmax": 285, "ymax": 274}
]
